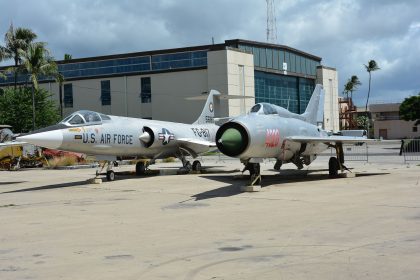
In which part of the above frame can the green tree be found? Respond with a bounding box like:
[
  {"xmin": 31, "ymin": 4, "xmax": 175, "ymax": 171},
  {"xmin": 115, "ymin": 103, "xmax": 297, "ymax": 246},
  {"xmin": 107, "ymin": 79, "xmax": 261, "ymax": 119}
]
[
  {"xmin": 399, "ymin": 93, "xmax": 420, "ymax": 126},
  {"xmin": 356, "ymin": 115, "xmax": 368, "ymax": 130},
  {"xmin": 364, "ymin": 60, "xmax": 380, "ymax": 113},
  {"xmin": 0, "ymin": 87, "xmax": 60, "ymax": 133},
  {"xmin": 19, "ymin": 42, "xmax": 60, "ymax": 130},
  {"xmin": 0, "ymin": 24, "xmax": 37, "ymax": 88},
  {"xmin": 64, "ymin": 53, "xmax": 72, "ymax": 60},
  {"xmin": 343, "ymin": 76, "xmax": 361, "ymax": 100}
]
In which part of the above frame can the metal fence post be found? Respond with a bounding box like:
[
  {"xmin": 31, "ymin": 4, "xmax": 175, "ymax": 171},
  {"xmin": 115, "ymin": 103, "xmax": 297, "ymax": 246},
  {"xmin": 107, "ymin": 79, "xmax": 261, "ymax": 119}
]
[{"xmin": 366, "ymin": 144, "xmax": 369, "ymax": 163}]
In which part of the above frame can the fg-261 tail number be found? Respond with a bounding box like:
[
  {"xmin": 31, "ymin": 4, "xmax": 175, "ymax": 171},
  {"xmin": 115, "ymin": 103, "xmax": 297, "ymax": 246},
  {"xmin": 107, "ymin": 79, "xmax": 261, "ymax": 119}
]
[{"xmin": 191, "ymin": 128, "xmax": 210, "ymax": 139}]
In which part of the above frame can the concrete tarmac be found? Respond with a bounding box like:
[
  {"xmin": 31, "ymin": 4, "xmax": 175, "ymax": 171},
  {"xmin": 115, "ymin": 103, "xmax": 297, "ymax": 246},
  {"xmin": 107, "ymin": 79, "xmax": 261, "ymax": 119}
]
[{"xmin": 1, "ymin": 157, "xmax": 419, "ymax": 279}]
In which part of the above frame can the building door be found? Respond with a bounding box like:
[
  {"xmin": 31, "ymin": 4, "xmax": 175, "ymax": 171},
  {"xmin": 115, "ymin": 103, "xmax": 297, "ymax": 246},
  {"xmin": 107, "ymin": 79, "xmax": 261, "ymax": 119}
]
[{"xmin": 379, "ymin": 129, "xmax": 388, "ymax": 139}]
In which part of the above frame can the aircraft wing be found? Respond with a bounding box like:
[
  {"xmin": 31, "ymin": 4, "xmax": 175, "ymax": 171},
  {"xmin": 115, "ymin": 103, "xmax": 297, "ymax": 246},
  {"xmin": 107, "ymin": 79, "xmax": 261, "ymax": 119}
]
[
  {"xmin": 177, "ymin": 138, "xmax": 217, "ymax": 147},
  {"xmin": 286, "ymin": 136, "xmax": 379, "ymax": 144}
]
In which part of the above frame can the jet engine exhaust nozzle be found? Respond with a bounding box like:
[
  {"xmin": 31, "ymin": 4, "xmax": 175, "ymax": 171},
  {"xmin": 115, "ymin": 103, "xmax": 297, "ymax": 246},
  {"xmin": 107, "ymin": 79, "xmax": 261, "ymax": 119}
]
[{"xmin": 216, "ymin": 122, "xmax": 249, "ymax": 157}]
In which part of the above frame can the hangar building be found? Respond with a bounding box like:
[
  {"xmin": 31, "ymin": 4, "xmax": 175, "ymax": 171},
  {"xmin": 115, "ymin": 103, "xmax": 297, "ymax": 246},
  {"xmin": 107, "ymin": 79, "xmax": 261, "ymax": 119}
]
[{"xmin": 0, "ymin": 39, "xmax": 339, "ymax": 131}]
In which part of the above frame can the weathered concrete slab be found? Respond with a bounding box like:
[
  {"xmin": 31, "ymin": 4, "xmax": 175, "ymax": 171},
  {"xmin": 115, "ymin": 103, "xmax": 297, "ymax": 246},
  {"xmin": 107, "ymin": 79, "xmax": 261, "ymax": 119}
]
[{"xmin": 1, "ymin": 157, "xmax": 419, "ymax": 279}]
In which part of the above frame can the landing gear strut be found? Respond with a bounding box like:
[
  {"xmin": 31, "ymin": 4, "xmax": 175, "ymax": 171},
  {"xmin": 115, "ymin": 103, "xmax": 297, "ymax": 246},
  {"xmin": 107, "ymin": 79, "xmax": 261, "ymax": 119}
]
[
  {"xmin": 243, "ymin": 162, "xmax": 261, "ymax": 185},
  {"xmin": 96, "ymin": 161, "xmax": 118, "ymax": 181},
  {"xmin": 329, "ymin": 143, "xmax": 349, "ymax": 178},
  {"xmin": 136, "ymin": 161, "xmax": 148, "ymax": 176},
  {"xmin": 273, "ymin": 159, "xmax": 282, "ymax": 171},
  {"xmin": 176, "ymin": 149, "xmax": 202, "ymax": 174}
]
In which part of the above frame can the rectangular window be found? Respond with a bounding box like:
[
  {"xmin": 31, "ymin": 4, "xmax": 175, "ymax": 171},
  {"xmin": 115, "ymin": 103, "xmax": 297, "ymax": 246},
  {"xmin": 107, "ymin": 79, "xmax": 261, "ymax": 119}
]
[
  {"xmin": 141, "ymin": 77, "xmax": 151, "ymax": 103},
  {"xmin": 413, "ymin": 126, "xmax": 418, "ymax": 132},
  {"xmin": 259, "ymin": 48, "xmax": 267, "ymax": 68},
  {"xmin": 266, "ymin": 48, "xmax": 273, "ymax": 69},
  {"xmin": 101, "ymin": 80, "xmax": 111, "ymax": 106},
  {"xmin": 63, "ymin": 83, "xmax": 73, "ymax": 108},
  {"xmin": 273, "ymin": 50, "xmax": 279, "ymax": 70}
]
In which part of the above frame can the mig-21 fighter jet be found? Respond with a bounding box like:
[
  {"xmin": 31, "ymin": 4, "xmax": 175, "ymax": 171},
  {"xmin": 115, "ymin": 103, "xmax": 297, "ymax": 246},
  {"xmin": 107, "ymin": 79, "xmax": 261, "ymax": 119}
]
[{"xmin": 215, "ymin": 84, "xmax": 377, "ymax": 185}]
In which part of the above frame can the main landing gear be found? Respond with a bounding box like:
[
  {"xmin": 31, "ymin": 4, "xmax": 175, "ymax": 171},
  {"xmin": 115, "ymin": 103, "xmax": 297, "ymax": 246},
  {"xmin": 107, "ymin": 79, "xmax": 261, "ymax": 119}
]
[
  {"xmin": 328, "ymin": 143, "xmax": 350, "ymax": 177},
  {"xmin": 177, "ymin": 150, "xmax": 202, "ymax": 173},
  {"xmin": 243, "ymin": 162, "xmax": 261, "ymax": 185},
  {"xmin": 179, "ymin": 158, "xmax": 202, "ymax": 173},
  {"xmin": 95, "ymin": 161, "xmax": 118, "ymax": 182},
  {"xmin": 135, "ymin": 161, "xmax": 150, "ymax": 176}
]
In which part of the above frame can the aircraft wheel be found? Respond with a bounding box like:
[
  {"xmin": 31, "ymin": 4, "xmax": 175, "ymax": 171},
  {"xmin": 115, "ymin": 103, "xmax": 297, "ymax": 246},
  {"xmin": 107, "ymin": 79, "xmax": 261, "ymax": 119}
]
[
  {"xmin": 106, "ymin": 170, "xmax": 115, "ymax": 181},
  {"xmin": 328, "ymin": 157, "xmax": 340, "ymax": 177},
  {"xmin": 136, "ymin": 161, "xmax": 146, "ymax": 175},
  {"xmin": 192, "ymin": 160, "xmax": 201, "ymax": 172}
]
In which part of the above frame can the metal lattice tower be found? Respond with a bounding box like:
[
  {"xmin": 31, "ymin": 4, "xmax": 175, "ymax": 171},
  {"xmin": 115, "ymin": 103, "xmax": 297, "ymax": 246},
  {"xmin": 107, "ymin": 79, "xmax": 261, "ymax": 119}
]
[{"xmin": 266, "ymin": 0, "xmax": 278, "ymax": 43}]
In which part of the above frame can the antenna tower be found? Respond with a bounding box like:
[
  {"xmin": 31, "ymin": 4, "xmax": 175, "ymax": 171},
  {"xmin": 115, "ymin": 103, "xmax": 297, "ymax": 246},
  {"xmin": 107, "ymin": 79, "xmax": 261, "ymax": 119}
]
[{"xmin": 266, "ymin": 0, "xmax": 278, "ymax": 43}]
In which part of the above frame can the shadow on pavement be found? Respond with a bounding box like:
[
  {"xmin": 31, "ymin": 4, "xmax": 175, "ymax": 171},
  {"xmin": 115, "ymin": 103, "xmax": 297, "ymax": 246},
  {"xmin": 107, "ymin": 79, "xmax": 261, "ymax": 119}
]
[
  {"xmin": 193, "ymin": 170, "xmax": 389, "ymax": 201},
  {"xmin": 0, "ymin": 181, "xmax": 26, "ymax": 185},
  {"xmin": 2, "ymin": 180, "xmax": 88, "ymax": 194}
]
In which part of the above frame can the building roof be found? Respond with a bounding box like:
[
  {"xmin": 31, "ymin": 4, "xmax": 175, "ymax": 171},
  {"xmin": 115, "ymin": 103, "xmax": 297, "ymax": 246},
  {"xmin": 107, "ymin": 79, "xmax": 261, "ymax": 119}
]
[{"xmin": 0, "ymin": 39, "xmax": 321, "ymax": 69}]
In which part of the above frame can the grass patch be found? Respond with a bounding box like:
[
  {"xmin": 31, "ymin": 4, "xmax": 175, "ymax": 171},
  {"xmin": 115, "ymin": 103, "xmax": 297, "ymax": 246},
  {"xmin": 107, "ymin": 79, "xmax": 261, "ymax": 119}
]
[{"xmin": 47, "ymin": 155, "xmax": 78, "ymax": 168}]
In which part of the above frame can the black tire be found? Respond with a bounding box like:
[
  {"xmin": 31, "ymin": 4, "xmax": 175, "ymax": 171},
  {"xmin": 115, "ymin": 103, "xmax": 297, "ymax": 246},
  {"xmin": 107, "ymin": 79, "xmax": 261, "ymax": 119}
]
[
  {"xmin": 328, "ymin": 157, "xmax": 340, "ymax": 177},
  {"xmin": 192, "ymin": 160, "xmax": 201, "ymax": 172},
  {"xmin": 106, "ymin": 170, "xmax": 115, "ymax": 181},
  {"xmin": 136, "ymin": 161, "xmax": 146, "ymax": 175}
]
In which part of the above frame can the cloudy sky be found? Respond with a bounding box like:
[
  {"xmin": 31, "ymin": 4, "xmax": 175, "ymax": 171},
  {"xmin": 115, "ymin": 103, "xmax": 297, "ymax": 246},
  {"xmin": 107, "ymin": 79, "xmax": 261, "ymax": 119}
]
[{"xmin": 1, "ymin": 0, "xmax": 419, "ymax": 106}]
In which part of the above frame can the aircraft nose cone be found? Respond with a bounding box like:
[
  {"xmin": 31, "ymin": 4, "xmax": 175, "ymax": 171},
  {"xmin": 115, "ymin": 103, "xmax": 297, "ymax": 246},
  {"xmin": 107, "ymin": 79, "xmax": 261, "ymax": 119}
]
[
  {"xmin": 139, "ymin": 131, "xmax": 151, "ymax": 143},
  {"xmin": 16, "ymin": 130, "xmax": 63, "ymax": 149},
  {"xmin": 219, "ymin": 128, "xmax": 243, "ymax": 150}
]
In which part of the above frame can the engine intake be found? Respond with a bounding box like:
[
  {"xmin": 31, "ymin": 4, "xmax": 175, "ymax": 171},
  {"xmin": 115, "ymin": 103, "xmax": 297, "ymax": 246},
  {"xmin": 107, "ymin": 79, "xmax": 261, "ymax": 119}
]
[
  {"xmin": 216, "ymin": 122, "xmax": 249, "ymax": 157},
  {"xmin": 139, "ymin": 126, "xmax": 154, "ymax": 148}
]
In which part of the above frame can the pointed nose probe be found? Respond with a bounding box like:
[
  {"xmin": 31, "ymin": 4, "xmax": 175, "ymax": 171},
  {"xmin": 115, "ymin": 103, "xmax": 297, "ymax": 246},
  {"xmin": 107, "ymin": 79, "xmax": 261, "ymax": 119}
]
[{"xmin": 16, "ymin": 130, "xmax": 64, "ymax": 149}]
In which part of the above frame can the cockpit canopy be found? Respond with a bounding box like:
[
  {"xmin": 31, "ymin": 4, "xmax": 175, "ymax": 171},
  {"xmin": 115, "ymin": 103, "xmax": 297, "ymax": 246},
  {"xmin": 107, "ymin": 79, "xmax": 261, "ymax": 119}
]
[
  {"xmin": 250, "ymin": 103, "xmax": 278, "ymax": 115},
  {"xmin": 60, "ymin": 110, "xmax": 111, "ymax": 126}
]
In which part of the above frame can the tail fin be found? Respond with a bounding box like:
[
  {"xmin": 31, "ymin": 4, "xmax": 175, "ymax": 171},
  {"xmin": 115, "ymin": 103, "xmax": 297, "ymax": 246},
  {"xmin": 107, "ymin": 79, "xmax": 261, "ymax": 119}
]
[
  {"xmin": 193, "ymin": 89, "xmax": 221, "ymax": 124},
  {"xmin": 301, "ymin": 84, "xmax": 324, "ymax": 125}
]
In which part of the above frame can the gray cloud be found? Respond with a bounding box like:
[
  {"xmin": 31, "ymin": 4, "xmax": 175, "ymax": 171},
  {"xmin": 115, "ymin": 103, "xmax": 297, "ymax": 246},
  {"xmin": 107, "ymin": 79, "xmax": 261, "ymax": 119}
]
[{"xmin": 1, "ymin": 0, "xmax": 419, "ymax": 105}]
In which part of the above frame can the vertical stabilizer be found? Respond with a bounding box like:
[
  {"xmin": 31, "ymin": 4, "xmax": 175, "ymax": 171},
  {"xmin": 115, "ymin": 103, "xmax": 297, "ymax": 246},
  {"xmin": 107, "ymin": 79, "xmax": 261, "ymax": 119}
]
[
  {"xmin": 301, "ymin": 84, "xmax": 324, "ymax": 125},
  {"xmin": 193, "ymin": 90, "xmax": 221, "ymax": 125}
]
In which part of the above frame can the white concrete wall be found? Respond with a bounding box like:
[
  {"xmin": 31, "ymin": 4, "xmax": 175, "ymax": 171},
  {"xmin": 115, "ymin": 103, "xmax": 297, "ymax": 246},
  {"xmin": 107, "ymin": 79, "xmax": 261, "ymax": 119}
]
[
  {"xmin": 373, "ymin": 120, "xmax": 419, "ymax": 139},
  {"xmin": 316, "ymin": 66, "xmax": 339, "ymax": 132},
  {"xmin": 207, "ymin": 49, "xmax": 255, "ymax": 118}
]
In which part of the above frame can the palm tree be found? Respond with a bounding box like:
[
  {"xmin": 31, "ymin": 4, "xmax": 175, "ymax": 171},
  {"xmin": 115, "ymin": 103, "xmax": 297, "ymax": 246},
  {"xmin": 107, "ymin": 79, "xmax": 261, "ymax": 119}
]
[
  {"xmin": 343, "ymin": 81, "xmax": 352, "ymax": 100},
  {"xmin": 19, "ymin": 42, "xmax": 59, "ymax": 130},
  {"xmin": 343, "ymin": 75, "xmax": 361, "ymax": 103},
  {"xmin": 364, "ymin": 60, "xmax": 380, "ymax": 113},
  {"xmin": 348, "ymin": 75, "xmax": 361, "ymax": 102},
  {"xmin": 0, "ymin": 24, "xmax": 37, "ymax": 88}
]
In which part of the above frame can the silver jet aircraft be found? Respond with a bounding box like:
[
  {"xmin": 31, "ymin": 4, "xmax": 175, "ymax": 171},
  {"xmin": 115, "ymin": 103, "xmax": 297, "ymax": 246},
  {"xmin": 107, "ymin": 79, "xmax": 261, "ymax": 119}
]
[
  {"xmin": 215, "ymin": 84, "xmax": 375, "ymax": 185},
  {"xmin": 14, "ymin": 90, "xmax": 221, "ymax": 181}
]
